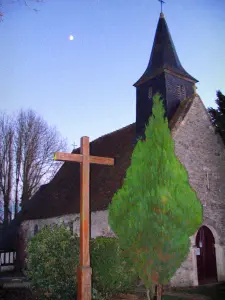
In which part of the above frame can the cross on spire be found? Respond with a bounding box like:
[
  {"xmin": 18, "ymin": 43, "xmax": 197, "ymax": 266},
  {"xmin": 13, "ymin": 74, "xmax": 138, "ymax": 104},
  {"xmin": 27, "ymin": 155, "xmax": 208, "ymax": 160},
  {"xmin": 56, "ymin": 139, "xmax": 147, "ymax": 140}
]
[
  {"xmin": 158, "ymin": 0, "xmax": 165, "ymax": 13},
  {"xmin": 72, "ymin": 142, "xmax": 77, "ymax": 149}
]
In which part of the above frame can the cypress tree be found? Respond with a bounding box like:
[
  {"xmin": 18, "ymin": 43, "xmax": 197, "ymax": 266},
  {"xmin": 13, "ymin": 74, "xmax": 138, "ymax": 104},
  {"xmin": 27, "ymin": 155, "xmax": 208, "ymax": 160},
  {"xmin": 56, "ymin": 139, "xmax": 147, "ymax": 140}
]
[{"xmin": 108, "ymin": 93, "xmax": 203, "ymax": 298}]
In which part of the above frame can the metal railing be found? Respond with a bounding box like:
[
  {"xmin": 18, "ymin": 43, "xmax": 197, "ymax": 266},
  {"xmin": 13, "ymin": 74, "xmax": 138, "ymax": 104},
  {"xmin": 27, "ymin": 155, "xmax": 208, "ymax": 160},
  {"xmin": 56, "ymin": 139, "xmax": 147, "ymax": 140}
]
[{"xmin": 0, "ymin": 251, "xmax": 16, "ymax": 267}]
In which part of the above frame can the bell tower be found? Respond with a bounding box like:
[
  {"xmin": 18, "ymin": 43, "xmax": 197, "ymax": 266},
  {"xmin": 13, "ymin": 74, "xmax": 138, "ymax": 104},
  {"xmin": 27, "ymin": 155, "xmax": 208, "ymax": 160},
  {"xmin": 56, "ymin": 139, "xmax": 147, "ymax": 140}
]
[{"xmin": 134, "ymin": 11, "xmax": 198, "ymax": 139}]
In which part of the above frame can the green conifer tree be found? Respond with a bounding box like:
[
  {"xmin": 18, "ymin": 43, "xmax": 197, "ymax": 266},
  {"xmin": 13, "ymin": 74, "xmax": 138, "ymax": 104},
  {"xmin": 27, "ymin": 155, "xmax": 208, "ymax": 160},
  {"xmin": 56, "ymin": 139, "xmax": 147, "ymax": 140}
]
[{"xmin": 108, "ymin": 93, "xmax": 203, "ymax": 299}]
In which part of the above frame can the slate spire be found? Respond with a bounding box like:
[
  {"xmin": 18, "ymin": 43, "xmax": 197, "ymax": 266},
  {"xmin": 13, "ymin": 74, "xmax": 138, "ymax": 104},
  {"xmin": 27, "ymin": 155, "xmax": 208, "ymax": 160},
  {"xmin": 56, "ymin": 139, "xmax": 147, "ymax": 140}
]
[
  {"xmin": 134, "ymin": 13, "xmax": 198, "ymax": 87},
  {"xmin": 134, "ymin": 12, "xmax": 198, "ymax": 140}
]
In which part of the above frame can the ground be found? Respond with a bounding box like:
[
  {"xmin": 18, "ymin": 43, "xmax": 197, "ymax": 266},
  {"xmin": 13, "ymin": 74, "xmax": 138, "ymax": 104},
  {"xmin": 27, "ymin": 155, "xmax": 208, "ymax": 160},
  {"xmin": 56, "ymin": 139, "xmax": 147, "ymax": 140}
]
[{"xmin": 0, "ymin": 284, "xmax": 224, "ymax": 300}]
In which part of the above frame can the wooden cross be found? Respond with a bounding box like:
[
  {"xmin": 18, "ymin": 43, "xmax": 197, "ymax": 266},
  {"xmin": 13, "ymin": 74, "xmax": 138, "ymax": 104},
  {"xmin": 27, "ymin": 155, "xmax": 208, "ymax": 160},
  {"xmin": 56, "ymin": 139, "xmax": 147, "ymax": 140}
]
[
  {"xmin": 158, "ymin": 0, "xmax": 165, "ymax": 13},
  {"xmin": 54, "ymin": 136, "xmax": 114, "ymax": 300}
]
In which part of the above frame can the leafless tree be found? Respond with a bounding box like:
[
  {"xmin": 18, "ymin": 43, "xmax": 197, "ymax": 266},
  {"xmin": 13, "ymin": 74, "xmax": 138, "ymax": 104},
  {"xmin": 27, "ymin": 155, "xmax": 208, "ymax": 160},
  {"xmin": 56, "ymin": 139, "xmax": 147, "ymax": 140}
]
[
  {"xmin": 0, "ymin": 113, "xmax": 14, "ymax": 224},
  {"xmin": 14, "ymin": 112, "xmax": 23, "ymax": 215},
  {"xmin": 0, "ymin": 194, "xmax": 4, "ymax": 223},
  {"xmin": 14, "ymin": 109, "xmax": 67, "ymax": 208},
  {"xmin": 0, "ymin": 109, "xmax": 67, "ymax": 220}
]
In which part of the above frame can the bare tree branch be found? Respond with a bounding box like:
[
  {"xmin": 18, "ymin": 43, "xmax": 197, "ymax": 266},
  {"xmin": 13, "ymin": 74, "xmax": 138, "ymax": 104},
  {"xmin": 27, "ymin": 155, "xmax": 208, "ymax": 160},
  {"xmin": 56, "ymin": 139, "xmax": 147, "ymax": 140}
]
[
  {"xmin": 0, "ymin": 112, "xmax": 14, "ymax": 224},
  {"xmin": 0, "ymin": 109, "xmax": 67, "ymax": 219},
  {"xmin": 14, "ymin": 109, "xmax": 67, "ymax": 207},
  {"xmin": 0, "ymin": 0, "xmax": 44, "ymax": 20}
]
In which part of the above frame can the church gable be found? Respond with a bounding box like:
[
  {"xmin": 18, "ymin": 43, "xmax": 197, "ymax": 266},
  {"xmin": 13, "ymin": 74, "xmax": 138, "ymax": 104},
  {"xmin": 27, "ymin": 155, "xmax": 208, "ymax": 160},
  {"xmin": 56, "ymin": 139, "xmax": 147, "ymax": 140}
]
[{"xmin": 172, "ymin": 94, "xmax": 225, "ymax": 243}]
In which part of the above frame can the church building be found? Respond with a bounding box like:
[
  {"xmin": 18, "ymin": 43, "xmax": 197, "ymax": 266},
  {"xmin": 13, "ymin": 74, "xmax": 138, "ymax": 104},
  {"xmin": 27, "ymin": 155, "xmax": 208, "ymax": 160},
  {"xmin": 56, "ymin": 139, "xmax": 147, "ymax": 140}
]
[{"xmin": 1, "ymin": 11, "xmax": 225, "ymax": 287}]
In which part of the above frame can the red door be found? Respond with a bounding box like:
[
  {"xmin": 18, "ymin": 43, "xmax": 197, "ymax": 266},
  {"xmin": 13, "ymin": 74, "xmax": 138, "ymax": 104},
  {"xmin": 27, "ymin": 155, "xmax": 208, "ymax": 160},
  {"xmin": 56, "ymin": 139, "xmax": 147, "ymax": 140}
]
[{"xmin": 196, "ymin": 226, "xmax": 217, "ymax": 284}]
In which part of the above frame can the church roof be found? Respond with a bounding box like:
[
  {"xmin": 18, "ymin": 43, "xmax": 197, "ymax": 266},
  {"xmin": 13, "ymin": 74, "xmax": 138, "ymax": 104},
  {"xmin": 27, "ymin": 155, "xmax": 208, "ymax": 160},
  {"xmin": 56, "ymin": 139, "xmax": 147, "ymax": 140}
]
[
  {"xmin": 0, "ymin": 95, "xmax": 196, "ymax": 250},
  {"xmin": 134, "ymin": 13, "xmax": 198, "ymax": 86}
]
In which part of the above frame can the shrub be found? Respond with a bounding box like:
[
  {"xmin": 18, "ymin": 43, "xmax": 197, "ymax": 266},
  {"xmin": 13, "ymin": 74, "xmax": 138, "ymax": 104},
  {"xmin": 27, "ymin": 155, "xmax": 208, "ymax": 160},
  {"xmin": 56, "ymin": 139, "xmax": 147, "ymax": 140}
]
[
  {"xmin": 26, "ymin": 224, "xmax": 79, "ymax": 300},
  {"xmin": 27, "ymin": 225, "xmax": 137, "ymax": 299},
  {"xmin": 91, "ymin": 237, "xmax": 137, "ymax": 296},
  {"xmin": 92, "ymin": 287, "xmax": 106, "ymax": 300}
]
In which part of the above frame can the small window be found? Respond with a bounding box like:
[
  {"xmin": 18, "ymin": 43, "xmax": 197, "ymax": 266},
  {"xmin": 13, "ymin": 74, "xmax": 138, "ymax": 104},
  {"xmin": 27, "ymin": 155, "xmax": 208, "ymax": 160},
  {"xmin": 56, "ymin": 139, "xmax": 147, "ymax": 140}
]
[
  {"xmin": 181, "ymin": 85, "xmax": 186, "ymax": 99},
  {"xmin": 148, "ymin": 87, "xmax": 152, "ymax": 99},
  {"xmin": 34, "ymin": 224, "xmax": 39, "ymax": 236},
  {"xmin": 177, "ymin": 85, "xmax": 181, "ymax": 99},
  {"xmin": 177, "ymin": 85, "xmax": 186, "ymax": 100}
]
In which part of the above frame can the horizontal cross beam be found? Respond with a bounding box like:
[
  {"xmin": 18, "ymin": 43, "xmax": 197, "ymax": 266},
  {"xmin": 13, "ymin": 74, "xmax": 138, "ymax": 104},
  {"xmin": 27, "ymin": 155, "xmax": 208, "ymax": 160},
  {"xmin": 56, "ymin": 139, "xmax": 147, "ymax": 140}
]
[{"xmin": 54, "ymin": 152, "xmax": 114, "ymax": 166}]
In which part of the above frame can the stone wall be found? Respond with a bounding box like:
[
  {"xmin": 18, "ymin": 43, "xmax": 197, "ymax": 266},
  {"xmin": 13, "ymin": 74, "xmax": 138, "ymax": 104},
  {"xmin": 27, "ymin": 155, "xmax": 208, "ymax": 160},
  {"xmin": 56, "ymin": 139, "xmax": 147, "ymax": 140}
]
[
  {"xmin": 21, "ymin": 210, "xmax": 115, "ymax": 245},
  {"xmin": 169, "ymin": 95, "xmax": 225, "ymax": 286},
  {"xmin": 169, "ymin": 249, "xmax": 194, "ymax": 287}
]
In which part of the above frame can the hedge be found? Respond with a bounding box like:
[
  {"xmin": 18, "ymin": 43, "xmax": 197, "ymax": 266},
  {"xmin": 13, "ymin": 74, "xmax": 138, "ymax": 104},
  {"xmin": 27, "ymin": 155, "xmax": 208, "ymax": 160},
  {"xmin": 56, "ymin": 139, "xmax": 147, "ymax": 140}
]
[{"xmin": 26, "ymin": 224, "xmax": 137, "ymax": 299}]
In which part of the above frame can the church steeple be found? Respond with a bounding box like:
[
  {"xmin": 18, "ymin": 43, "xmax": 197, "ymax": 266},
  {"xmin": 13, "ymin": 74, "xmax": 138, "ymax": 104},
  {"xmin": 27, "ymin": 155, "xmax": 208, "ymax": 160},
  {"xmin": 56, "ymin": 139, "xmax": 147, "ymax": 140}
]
[
  {"xmin": 134, "ymin": 12, "xmax": 198, "ymax": 139},
  {"xmin": 134, "ymin": 13, "xmax": 198, "ymax": 87}
]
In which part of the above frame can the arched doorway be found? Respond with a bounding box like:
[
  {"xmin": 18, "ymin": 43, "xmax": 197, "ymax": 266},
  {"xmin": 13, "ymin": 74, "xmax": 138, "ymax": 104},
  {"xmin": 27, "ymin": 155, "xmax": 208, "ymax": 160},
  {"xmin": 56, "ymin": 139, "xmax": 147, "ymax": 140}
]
[{"xmin": 196, "ymin": 226, "xmax": 217, "ymax": 284}]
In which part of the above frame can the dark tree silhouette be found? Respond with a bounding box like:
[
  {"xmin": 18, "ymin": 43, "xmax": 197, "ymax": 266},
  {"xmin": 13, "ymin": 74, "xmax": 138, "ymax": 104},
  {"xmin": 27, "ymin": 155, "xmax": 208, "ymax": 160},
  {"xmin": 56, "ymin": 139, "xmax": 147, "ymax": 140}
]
[{"xmin": 208, "ymin": 90, "xmax": 225, "ymax": 144}]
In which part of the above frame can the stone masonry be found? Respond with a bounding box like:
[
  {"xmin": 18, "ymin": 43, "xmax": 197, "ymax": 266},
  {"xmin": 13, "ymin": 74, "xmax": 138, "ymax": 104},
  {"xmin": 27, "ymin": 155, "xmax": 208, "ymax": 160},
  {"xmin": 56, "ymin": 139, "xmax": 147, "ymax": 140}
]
[{"xmin": 170, "ymin": 95, "xmax": 225, "ymax": 286}]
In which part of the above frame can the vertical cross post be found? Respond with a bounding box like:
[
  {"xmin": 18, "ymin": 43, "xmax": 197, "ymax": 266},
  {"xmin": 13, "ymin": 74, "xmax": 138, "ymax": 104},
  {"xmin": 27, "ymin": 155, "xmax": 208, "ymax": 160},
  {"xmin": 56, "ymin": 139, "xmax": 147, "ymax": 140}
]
[
  {"xmin": 54, "ymin": 136, "xmax": 114, "ymax": 300},
  {"xmin": 77, "ymin": 137, "xmax": 91, "ymax": 299}
]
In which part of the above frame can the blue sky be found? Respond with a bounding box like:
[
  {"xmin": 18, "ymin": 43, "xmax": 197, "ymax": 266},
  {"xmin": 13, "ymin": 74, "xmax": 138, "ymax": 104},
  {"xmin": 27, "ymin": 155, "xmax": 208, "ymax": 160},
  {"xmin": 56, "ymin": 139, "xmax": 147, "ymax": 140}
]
[{"xmin": 0, "ymin": 0, "xmax": 225, "ymax": 151}]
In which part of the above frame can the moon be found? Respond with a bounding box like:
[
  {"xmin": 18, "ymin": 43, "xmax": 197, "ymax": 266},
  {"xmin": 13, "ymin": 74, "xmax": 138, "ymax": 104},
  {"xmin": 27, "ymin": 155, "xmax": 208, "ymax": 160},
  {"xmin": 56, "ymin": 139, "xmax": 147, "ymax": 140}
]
[{"xmin": 69, "ymin": 35, "xmax": 74, "ymax": 41}]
